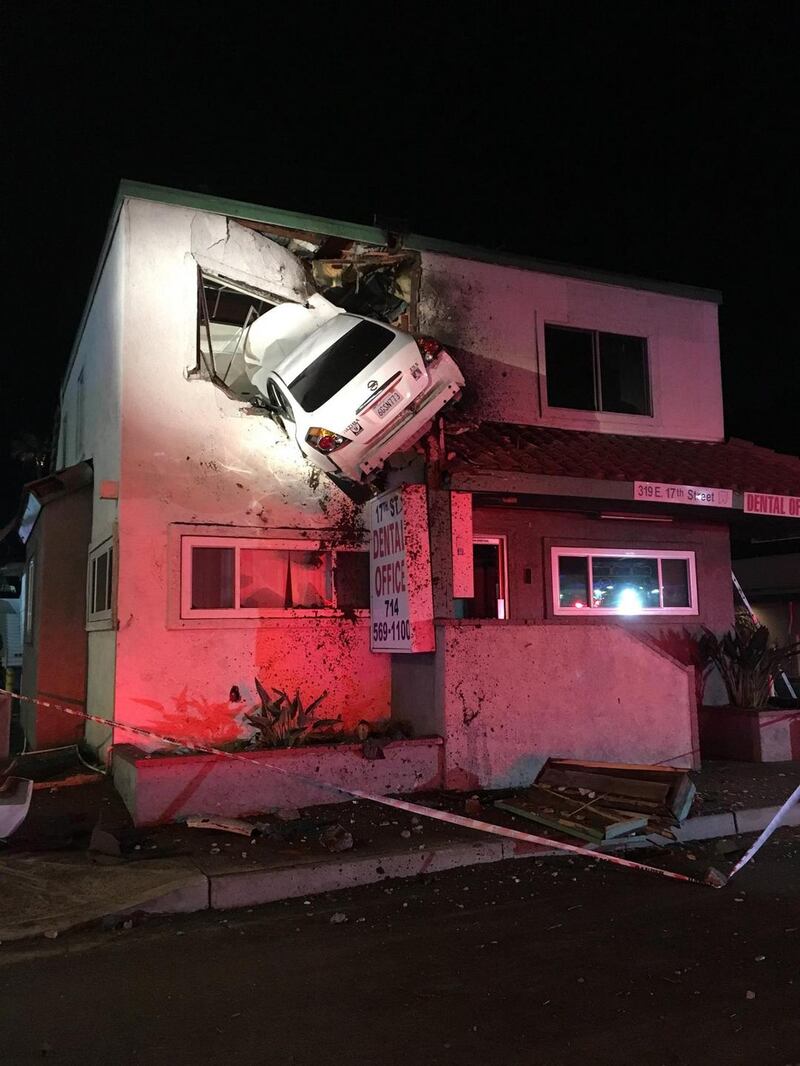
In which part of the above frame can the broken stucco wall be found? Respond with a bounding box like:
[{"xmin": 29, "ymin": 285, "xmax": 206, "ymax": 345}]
[
  {"xmin": 233, "ymin": 218, "xmax": 419, "ymax": 331},
  {"xmin": 417, "ymin": 251, "xmax": 724, "ymax": 442},
  {"xmin": 108, "ymin": 197, "xmax": 390, "ymax": 752},
  {"xmin": 191, "ymin": 216, "xmax": 311, "ymax": 305}
]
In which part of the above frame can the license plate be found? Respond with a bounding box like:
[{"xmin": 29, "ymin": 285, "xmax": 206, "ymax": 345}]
[{"xmin": 374, "ymin": 390, "xmax": 403, "ymax": 419}]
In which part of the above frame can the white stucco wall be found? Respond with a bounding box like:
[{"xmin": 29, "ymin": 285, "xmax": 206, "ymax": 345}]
[
  {"xmin": 418, "ymin": 252, "xmax": 724, "ymax": 441},
  {"xmin": 111, "ymin": 198, "xmax": 390, "ymax": 750},
  {"xmin": 57, "ymin": 216, "xmax": 126, "ymax": 749}
]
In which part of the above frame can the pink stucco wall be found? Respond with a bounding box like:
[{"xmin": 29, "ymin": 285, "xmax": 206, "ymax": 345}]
[
  {"xmin": 393, "ymin": 621, "xmax": 698, "ymax": 789},
  {"xmin": 418, "ymin": 253, "xmax": 723, "ymax": 442}
]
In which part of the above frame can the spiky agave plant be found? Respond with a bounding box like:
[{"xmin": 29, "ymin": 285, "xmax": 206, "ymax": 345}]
[
  {"xmin": 700, "ymin": 619, "xmax": 800, "ymax": 709},
  {"xmin": 246, "ymin": 677, "xmax": 341, "ymax": 748}
]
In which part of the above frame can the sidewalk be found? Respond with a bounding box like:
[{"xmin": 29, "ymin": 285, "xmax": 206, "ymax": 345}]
[{"xmin": 1, "ymin": 761, "xmax": 798, "ymax": 942}]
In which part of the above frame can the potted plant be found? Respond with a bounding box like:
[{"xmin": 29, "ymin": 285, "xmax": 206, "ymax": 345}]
[{"xmin": 698, "ymin": 617, "xmax": 800, "ymax": 761}]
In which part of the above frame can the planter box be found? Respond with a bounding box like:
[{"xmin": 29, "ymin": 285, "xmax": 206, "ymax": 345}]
[
  {"xmin": 698, "ymin": 705, "xmax": 800, "ymax": 762},
  {"xmin": 113, "ymin": 737, "xmax": 445, "ymax": 826}
]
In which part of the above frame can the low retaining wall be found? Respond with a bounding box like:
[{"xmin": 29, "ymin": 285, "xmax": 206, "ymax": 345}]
[
  {"xmin": 113, "ymin": 737, "xmax": 444, "ymax": 826},
  {"xmin": 699, "ymin": 705, "xmax": 800, "ymax": 762}
]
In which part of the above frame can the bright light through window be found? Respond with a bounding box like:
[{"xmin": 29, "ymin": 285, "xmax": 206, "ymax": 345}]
[{"xmin": 552, "ymin": 548, "xmax": 697, "ymax": 616}]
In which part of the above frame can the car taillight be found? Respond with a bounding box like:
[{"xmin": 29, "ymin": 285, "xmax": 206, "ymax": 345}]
[
  {"xmin": 415, "ymin": 335, "xmax": 443, "ymax": 364},
  {"xmin": 305, "ymin": 427, "xmax": 351, "ymax": 454}
]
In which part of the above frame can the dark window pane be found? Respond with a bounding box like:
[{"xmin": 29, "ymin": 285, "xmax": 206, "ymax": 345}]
[
  {"xmin": 662, "ymin": 557, "xmax": 690, "ymax": 608},
  {"xmin": 203, "ymin": 283, "xmax": 271, "ymax": 327},
  {"xmin": 192, "ymin": 546, "xmax": 235, "ymax": 609},
  {"xmin": 591, "ymin": 556, "xmax": 660, "ymax": 611},
  {"xmin": 462, "ymin": 543, "xmax": 502, "ymax": 619},
  {"xmin": 334, "ymin": 551, "xmax": 370, "ymax": 609},
  {"xmin": 598, "ymin": 332, "xmax": 650, "ymax": 415},
  {"xmin": 545, "ymin": 325, "xmax": 596, "ymax": 410},
  {"xmin": 287, "ymin": 550, "xmax": 331, "ymax": 608},
  {"xmin": 94, "ymin": 552, "xmax": 108, "ymax": 614},
  {"xmin": 558, "ymin": 556, "xmax": 590, "ymax": 609},
  {"xmin": 290, "ymin": 320, "xmax": 395, "ymax": 412}
]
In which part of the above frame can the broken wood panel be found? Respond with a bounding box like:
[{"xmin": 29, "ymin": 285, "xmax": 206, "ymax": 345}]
[
  {"xmin": 667, "ymin": 775, "xmax": 697, "ymax": 822},
  {"xmin": 539, "ymin": 766, "xmax": 671, "ymax": 802},
  {"xmin": 550, "ymin": 758, "xmax": 684, "ymax": 777},
  {"xmin": 495, "ymin": 799, "xmax": 647, "ymax": 842},
  {"xmin": 495, "ymin": 800, "xmax": 603, "ymax": 842},
  {"xmin": 528, "ymin": 784, "xmax": 633, "ymax": 825},
  {"xmin": 546, "ymin": 760, "xmax": 696, "ymax": 821}
]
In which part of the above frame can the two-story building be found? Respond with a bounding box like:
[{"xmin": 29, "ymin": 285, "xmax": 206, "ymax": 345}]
[{"xmin": 15, "ymin": 181, "xmax": 800, "ymax": 806}]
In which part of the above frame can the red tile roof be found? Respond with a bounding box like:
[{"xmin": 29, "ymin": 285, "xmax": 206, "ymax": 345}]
[{"xmin": 446, "ymin": 423, "xmax": 800, "ymax": 496}]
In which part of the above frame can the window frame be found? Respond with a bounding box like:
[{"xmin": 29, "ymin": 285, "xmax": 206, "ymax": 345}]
[
  {"xmin": 543, "ymin": 323, "xmax": 653, "ymax": 418},
  {"xmin": 87, "ymin": 538, "xmax": 116, "ymax": 628},
  {"xmin": 23, "ymin": 556, "xmax": 36, "ymax": 644},
  {"xmin": 180, "ymin": 535, "xmax": 370, "ymax": 620},
  {"xmin": 472, "ymin": 535, "xmax": 509, "ymax": 620},
  {"xmin": 550, "ymin": 546, "xmax": 698, "ymax": 617},
  {"xmin": 195, "ymin": 270, "xmax": 278, "ymax": 390}
]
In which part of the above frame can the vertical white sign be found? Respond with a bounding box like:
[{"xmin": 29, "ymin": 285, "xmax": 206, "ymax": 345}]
[{"xmin": 368, "ymin": 484, "xmax": 435, "ymax": 653}]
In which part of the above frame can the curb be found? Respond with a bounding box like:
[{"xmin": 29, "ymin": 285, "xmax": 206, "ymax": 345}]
[{"xmin": 133, "ymin": 801, "xmax": 800, "ymax": 918}]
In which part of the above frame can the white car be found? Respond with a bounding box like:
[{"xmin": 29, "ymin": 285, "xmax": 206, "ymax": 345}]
[{"xmin": 243, "ymin": 300, "xmax": 464, "ymax": 481}]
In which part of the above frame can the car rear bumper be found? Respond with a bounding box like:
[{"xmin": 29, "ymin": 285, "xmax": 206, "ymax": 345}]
[{"xmin": 344, "ymin": 378, "xmax": 461, "ymax": 479}]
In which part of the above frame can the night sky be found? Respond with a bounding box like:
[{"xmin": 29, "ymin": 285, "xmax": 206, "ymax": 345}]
[{"xmin": 2, "ymin": 3, "xmax": 799, "ymax": 527}]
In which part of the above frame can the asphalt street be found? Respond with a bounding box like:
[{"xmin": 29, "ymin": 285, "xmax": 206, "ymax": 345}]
[{"xmin": 1, "ymin": 830, "xmax": 798, "ymax": 1066}]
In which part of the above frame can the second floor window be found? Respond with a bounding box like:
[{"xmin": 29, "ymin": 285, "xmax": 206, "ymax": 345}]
[{"xmin": 545, "ymin": 325, "xmax": 651, "ymax": 416}]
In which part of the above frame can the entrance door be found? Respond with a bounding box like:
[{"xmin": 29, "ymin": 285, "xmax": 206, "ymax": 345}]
[{"xmin": 461, "ymin": 537, "xmax": 508, "ymax": 619}]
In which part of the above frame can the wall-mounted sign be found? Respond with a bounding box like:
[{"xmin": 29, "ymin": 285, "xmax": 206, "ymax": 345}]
[
  {"xmin": 744, "ymin": 492, "xmax": 800, "ymax": 518},
  {"xmin": 368, "ymin": 484, "xmax": 435, "ymax": 653},
  {"xmin": 634, "ymin": 481, "xmax": 733, "ymax": 508}
]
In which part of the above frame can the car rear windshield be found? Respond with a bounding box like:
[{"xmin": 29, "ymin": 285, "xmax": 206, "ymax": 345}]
[{"xmin": 289, "ymin": 320, "xmax": 395, "ymax": 412}]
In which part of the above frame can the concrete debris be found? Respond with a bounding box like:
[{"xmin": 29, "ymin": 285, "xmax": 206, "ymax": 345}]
[
  {"xmin": 274, "ymin": 808, "xmax": 301, "ymax": 822},
  {"xmin": 703, "ymin": 867, "xmax": 728, "ymax": 888},
  {"xmin": 330, "ymin": 912, "xmax": 348, "ymax": 924},
  {"xmin": 319, "ymin": 824, "xmax": 353, "ymax": 853},
  {"xmin": 89, "ymin": 825, "xmax": 123, "ymax": 857},
  {"xmin": 362, "ymin": 738, "xmax": 387, "ymax": 761}
]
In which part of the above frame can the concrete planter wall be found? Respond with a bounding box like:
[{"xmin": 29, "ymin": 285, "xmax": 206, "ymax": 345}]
[
  {"xmin": 698, "ymin": 705, "xmax": 800, "ymax": 762},
  {"xmin": 113, "ymin": 737, "xmax": 444, "ymax": 826}
]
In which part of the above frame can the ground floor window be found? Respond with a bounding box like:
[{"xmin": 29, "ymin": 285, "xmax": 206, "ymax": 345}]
[
  {"xmin": 180, "ymin": 536, "xmax": 370, "ymax": 619},
  {"xmin": 552, "ymin": 547, "xmax": 697, "ymax": 616}
]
